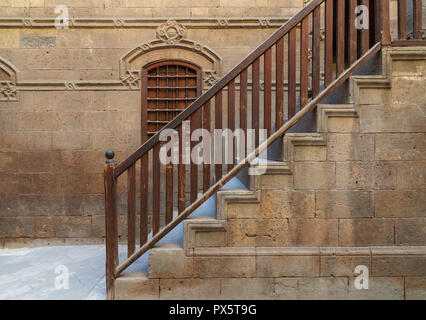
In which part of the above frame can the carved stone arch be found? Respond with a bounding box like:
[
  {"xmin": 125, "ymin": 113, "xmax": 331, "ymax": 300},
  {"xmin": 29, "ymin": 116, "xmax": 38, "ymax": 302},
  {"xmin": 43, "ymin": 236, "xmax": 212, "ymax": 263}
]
[
  {"xmin": 119, "ymin": 39, "xmax": 222, "ymax": 90},
  {"xmin": 0, "ymin": 57, "xmax": 18, "ymax": 101}
]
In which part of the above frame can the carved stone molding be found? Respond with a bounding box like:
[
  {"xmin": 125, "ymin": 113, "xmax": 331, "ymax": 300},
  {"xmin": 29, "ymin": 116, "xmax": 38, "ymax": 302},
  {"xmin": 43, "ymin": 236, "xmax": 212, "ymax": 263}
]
[
  {"xmin": 156, "ymin": 20, "xmax": 187, "ymax": 44},
  {"xmin": 0, "ymin": 57, "xmax": 18, "ymax": 101},
  {"xmin": 0, "ymin": 17, "xmax": 290, "ymax": 29}
]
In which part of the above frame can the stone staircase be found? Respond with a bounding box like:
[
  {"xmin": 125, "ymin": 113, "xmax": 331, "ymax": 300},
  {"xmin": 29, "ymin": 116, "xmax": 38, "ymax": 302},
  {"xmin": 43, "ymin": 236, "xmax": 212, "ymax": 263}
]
[{"xmin": 113, "ymin": 47, "xmax": 426, "ymax": 300}]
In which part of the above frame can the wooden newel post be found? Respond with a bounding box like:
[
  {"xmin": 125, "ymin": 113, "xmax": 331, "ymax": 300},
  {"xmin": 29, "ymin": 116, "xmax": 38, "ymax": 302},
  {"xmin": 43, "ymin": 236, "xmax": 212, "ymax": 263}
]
[{"xmin": 104, "ymin": 149, "xmax": 118, "ymax": 300}]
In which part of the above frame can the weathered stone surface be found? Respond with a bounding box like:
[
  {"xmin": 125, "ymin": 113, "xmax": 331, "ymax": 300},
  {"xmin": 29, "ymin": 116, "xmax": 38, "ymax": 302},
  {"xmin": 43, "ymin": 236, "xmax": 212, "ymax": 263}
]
[
  {"xmin": 346, "ymin": 277, "xmax": 404, "ymax": 300},
  {"xmin": 257, "ymin": 255, "xmax": 319, "ymax": 277},
  {"xmin": 193, "ymin": 256, "xmax": 256, "ymax": 278},
  {"xmin": 327, "ymin": 134, "xmax": 375, "ymax": 161},
  {"xmin": 149, "ymin": 246, "xmax": 193, "ymax": 279},
  {"xmin": 375, "ymin": 134, "xmax": 426, "ymax": 161},
  {"xmin": 35, "ymin": 216, "xmax": 92, "ymax": 238},
  {"xmin": 227, "ymin": 219, "xmax": 288, "ymax": 247},
  {"xmin": 227, "ymin": 203, "xmax": 260, "ymax": 219},
  {"xmin": 336, "ymin": 162, "xmax": 397, "ymax": 190},
  {"xmin": 114, "ymin": 274, "xmax": 159, "ymax": 300},
  {"xmin": 395, "ymin": 218, "xmax": 426, "ymax": 246},
  {"xmin": 0, "ymin": 217, "xmax": 34, "ymax": 238},
  {"xmin": 339, "ymin": 219, "xmax": 394, "ymax": 246},
  {"xmin": 395, "ymin": 161, "xmax": 426, "ymax": 189},
  {"xmin": 260, "ymin": 190, "xmax": 290, "ymax": 218},
  {"xmin": 359, "ymin": 104, "xmax": 426, "ymax": 133},
  {"xmin": 289, "ymin": 219, "xmax": 338, "ymax": 246},
  {"xmin": 375, "ymin": 190, "xmax": 426, "ymax": 218},
  {"xmin": 290, "ymin": 191, "xmax": 315, "ymax": 218},
  {"xmin": 293, "ymin": 145, "xmax": 327, "ymax": 161},
  {"xmin": 194, "ymin": 231, "xmax": 227, "ymax": 248},
  {"xmin": 372, "ymin": 256, "xmax": 426, "ymax": 276},
  {"xmin": 294, "ymin": 162, "xmax": 335, "ymax": 190},
  {"xmin": 359, "ymin": 88, "xmax": 391, "ymax": 105},
  {"xmin": 327, "ymin": 117, "xmax": 360, "ymax": 133},
  {"xmin": 274, "ymin": 277, "xmax": 348, "ymax": 300},
  {"xmin": 256, "ymin": 174, "xmax": 293, "ymax": 191},
  {"xmin": 160, "ymin": 278, "xmax": 221, "ymax": 300},
  {"xmin": 320, "ymin": 256, "xmax": 371, "ymax": 277},
  {"xmin": 316, "ymin": 191, "xmax": 373, "ymax": 218},
  {"xmin": 220, "ymin": 278, "xmax": 275, "ymax": 300},
  {"xmin": 405, "ymin": 277, "xmax": 426, "ymax": 300}
]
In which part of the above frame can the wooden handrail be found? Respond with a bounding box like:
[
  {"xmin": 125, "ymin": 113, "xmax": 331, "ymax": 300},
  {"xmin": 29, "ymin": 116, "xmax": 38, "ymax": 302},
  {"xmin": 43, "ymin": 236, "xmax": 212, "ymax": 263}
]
[
  {"xmin": 115, "ymin": 43, "xmax": 382, "ymax": 276},
  {"xmin": 104, "ymin": 0, "xmax": 417, "ymax": 298},
  {"xmin": 114, "ymin": 0, "xmax": 324, "ymax": 178}
]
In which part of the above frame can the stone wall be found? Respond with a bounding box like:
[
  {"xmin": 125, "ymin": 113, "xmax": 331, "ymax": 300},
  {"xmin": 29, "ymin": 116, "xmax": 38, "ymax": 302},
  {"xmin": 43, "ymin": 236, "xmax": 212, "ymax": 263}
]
[{"xmin": 0, "ymin": 0, "xmax": 303, "ymax": 245}]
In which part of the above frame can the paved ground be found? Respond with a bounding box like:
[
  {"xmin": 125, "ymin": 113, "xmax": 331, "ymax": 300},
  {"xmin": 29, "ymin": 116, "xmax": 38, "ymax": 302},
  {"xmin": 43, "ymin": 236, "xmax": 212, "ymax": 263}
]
[{"xmin": 0, "ymin": 245, "xmax": 111, "ymax": 300}]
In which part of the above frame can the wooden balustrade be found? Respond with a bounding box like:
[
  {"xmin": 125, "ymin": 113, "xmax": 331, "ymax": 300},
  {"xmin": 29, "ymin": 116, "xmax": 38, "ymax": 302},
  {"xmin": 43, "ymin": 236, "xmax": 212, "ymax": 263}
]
[{"xmin": 104, "ymin": 0, "xmax": 423, "ymax": 298}]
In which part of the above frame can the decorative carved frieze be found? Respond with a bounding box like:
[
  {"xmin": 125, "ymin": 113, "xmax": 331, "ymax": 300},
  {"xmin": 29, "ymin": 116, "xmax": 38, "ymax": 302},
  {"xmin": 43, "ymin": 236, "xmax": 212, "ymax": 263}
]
[
  {"xmin": 156, "ymin": 20, "xmax": 187, "ymax": 44},
  {"xmin": 0, "ymin": 81, "xmax": 17, "ymax": 101}
]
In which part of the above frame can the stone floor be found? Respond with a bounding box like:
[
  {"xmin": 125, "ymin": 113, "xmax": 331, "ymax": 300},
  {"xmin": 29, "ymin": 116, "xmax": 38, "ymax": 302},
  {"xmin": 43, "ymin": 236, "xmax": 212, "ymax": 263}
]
[{"xmin": 0, "ymin": 245, "xmax": 112, "ymax": 300}]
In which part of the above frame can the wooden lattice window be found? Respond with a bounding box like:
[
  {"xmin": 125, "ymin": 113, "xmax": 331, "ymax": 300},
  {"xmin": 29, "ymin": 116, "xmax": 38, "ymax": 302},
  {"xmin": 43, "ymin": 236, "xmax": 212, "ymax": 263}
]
[{"xmin": 141, "ymin": 60, "xmax": 202, "ymax": 142}]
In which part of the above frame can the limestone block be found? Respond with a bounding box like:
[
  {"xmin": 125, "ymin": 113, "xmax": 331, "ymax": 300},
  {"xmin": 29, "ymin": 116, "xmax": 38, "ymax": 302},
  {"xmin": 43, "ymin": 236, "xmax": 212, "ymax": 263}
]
[
  {"xmin": 193, "ymin": 256, "xmax": 256, "ymax": 278},
  {"xmin": 359, "ymin": 105, "xmax": 426, "ymax": 133},
  {"xmin": 257, "ymin": 174, "xmax": 293, "ymax": 191},
  {"xmin": 316, "ymin": 191, "xmax": 373, "ymax": 219},
  {"xmin": 391, "ymin": 78, "xmax": 426, "ymax": 107},
  {"xmin": 0, "ymin": 217, "xmax": 35, "ymax": 238},
  {"xmin": 327, "ymin": 117, "xmax": 360, "ymax": 133},
  {"xmin": 359, "ymin": 88, "xmax": 391, "ymax": 105},
  {"xmin": 336, "ymin": 162, "xmax": 397, "ymax": 190},
  {"xmin": 293, "ymin": 145, "xmax": 327, "ymax": 161},
  {"xmin": 375, "ymin": 134, "xmax": 426, "ymax": 161},
  {"xmin": 274, "ymin": 277, "xmax": 348, "ymax": 300},
  {"xmin": 294, "ymin": 162, "xmax": 335, "ymax": 190},
  {"xmin": 260, "ymin": 190, "xmax": 291, "ymax": 218},
  {"xmin": 396, "ymin": 218, "xmax": 426, "ymax": 246},
  {"xmin": 396, "ymin": 162, "xmax": 426, "ymax": 189},
  {"xmin": 391, "ymin": 59, "xmax": 426, "ymax": 77},
  {"xmin": 227, "ymin": 219, "xmax": 288, "ymax": 247},
  {"xmin": 289, "ymin": 219, "xmax": 338, "ymax": 246},
  {"xmin": 375, "ymin": 190, "xmax": 426, "ymax": 218},
  {"xmin": 320, "ymin": 256, "xmax": 371, "ymax": 277},
  {"xmin": 372, "ymin": 256, "xmax": 426, "ymax": 277},
  {"xmin": 327, "ymin": 134, "xmax": 375, "ymax": 161},
  {"xmin": 114, "ymin": 274, "xmax": 159, "ymax": 300},
  {"xmin": 346, "ymin": 277, "xmax": 404, "ymax": 300},
  {"xmin": 257, "ymin": 255, "xmax": 319, "ymax": 277},
  {"xmin": 405, "ymin": 277, "xmax": 426, "ymax": 300},
  {"xmin": 227, "ymin": 202, "xmax": 260, "ymax": 219},
  {"xmin": 290, "ymin": 191, "xmax": 315, "ymax": 218},
  {"xmin": 35, "ymin": 216, "xmax": 91, "ymax": 238},
  {"xmin": 149, "ymin": 246, "xmax": 193, "ymax": 279},
  {"xmin": 160, "ymin": 278, "xmax": 221, "ymax": 300},
  {"xmin": 220, "ymin": 278, "xmax": 275, "ymax": 300},
  {"xmin": 339, "ymin": 219, "xmax": 394, "ymax": 246}
]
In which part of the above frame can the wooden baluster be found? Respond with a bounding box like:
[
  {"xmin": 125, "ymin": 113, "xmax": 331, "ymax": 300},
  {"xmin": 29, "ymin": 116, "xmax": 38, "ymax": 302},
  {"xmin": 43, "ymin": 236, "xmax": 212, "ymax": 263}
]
[
  {"xmin": 360, "ymin": 0, "xmax": 370, "ymax": 54},
  {"xmin": 190, "ymin": 108, "xmax": 201, "ymax": 203},
  {"xmin": 127, "ymin": 163, "xmax": 136, "ymax": 257},
  {"xmin": 381, "ymin": 0, "xmax": 391, "ymax": 46},
  {"xmin": 336, "ymin": 0, "xmax": 345, "ymax": 76},
  {"xmin": 398, "ymin": 0, "xmax": 407, "ymax": 40},
  {"xmin": 202, "ymin": 101, "xmax": 211, "ymax": 193},
  {"xmin": 227, "ymin": 79, "xmax": 235, "ymax": 171},
  {"xmin": 140, "ymin": 153, "xmax": 148, "ymax": 244},
  {"xmin": 215, "ymin": 91, "xmax": 223, "ymax": 181},
  {"xmin": 104, "ymin": 150, "xmax": 118, "ymax": 300},
  {"xmin": 178, "ymin": 125, "xmax": 186, "ymax": 213},
  {"xmin": 413, "ymin": 0, "xmax": 422, "ymax": 40},
  {"xmin": 300, "ymin": 17, "xmax": 309, "ymax": 107},
  {"xmin": 325, "ymin": 0, "xmax": 334, "ymax": 85},
  {"xmin": 276, "ymin": 38, "xmax": 284, "ymax": 128},
  {"xmin": 312, "ymin": 7, "xmax": 321, "ymax": 98},
  {"xmin": 348, "ymin": 0, "xmax": 357, "ymax": 64},
  {"xmin": 288, "ymin": 28, "xmax": 297, "ymax": 118},
  {"xmin": 264, "ymin": 48, "xmax": 272, "ymax": 135},
  {"xmin": 152, "ymin": 144, "xmax": 160, "ymax": 235},
  {"xmin": 239, "ymin": 70, "xmax": 248, "ymax": 161},
  {"xmin": 252, "ymin": 58, "xmax": 260, "ymax": 147}
]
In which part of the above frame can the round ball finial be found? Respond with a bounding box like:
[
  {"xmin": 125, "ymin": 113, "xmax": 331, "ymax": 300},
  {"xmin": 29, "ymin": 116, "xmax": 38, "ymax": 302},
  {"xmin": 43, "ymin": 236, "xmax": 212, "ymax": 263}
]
[{"xmin": 105, "ymin": 150, "xmax": 115, "ymax": 163}]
